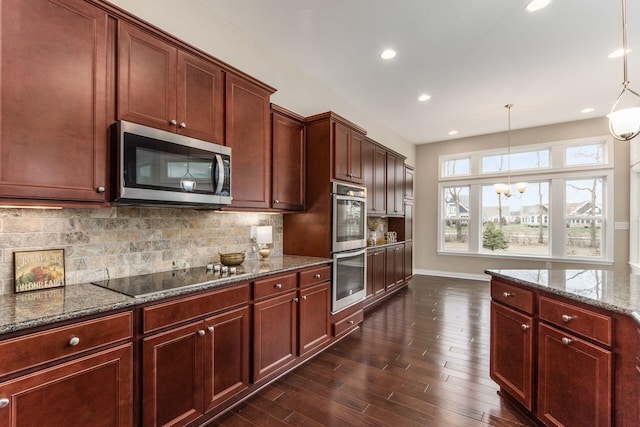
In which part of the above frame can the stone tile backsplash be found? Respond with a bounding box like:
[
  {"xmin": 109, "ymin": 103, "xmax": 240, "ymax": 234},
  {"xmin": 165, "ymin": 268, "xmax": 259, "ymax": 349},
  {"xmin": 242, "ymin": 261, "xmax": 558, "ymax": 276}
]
[{"xmin": 0, "ymin": 207, "xmax": 282, "ymax": 295}]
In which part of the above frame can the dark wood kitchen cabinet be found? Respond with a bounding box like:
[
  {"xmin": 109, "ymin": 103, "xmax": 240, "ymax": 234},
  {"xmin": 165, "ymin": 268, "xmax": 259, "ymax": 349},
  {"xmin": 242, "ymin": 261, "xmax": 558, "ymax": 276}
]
[
  {"xmin": 386, "ymin": 152, "xmax": 405, "ymax": 216},
  {"xmin": 118, "ymin": 21, "xmax": 225, "ymax": 144},
  {"xmin": 404, "ymin": 240, "xmax": 413, "ymax": 281},
  {"xmin": 363, "ymin": 138, "xmax": 387, "ymax": 214},
  {"xmin": 141, "ymin": 283, "xmax": 250, "ymax": 427},
  {"xmin": 225, "ymin": 73, "xmax": 274, "ymax": 209},
  {"xmin": 271, "ymin": 104, "xmax": 305, "ymax": 211},
  {"xmin": 0, "ymin": 0, "xmax": 111, "ymax": 205},
  {"xmin": 298, "ymin": 281, "xmax": 331, "ymax": 355},
  {"xmin": 366, "ymin": 247, "xmax": 386, "ymax": 305},
  {"xmin": 333, "ymin": 121, "xmax": 365, "ymax": 184},
  {"xmin": 0, "ymin": 312, "xmax": 133, "ymax": 426},
  {"xmin": 385, "ymin": 243, "xmax": 405, "ymax": 291},
  {"xmin": 404, "ymin": 165, "xmax": 414, "ymax": 200}
]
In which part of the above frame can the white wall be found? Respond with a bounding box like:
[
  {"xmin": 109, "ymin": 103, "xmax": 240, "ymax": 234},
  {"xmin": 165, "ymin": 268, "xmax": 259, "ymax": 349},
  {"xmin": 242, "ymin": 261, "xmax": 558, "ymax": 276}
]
[
  {"xmin": 414, "ymin": 117, "xmax": 631, "ymax": 279},
  {"xmin": 106, "ymin": 0, "xmax": 416, "ymax": 165}
]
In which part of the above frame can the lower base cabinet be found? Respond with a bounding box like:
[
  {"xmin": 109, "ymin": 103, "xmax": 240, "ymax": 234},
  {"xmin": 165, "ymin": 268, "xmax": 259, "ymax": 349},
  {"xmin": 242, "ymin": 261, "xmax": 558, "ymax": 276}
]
[
  {"xmin": 0, "ymin": 343, "xmax": 132, "ymax": 427},
  {"xmin": 142, "ymin": 306, "xmax": 250, "ymax": 427},
  {"xmin": 537, "ymin": 323, "xmax": 612, "ymax": 427}
]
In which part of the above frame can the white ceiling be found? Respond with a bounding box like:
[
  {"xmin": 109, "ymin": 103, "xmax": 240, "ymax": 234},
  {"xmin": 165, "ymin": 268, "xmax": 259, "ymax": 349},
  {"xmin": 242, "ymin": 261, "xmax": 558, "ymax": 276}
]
[{"xmin": 199, "ymin": 0, "xmax": 640, "ymax": 144}]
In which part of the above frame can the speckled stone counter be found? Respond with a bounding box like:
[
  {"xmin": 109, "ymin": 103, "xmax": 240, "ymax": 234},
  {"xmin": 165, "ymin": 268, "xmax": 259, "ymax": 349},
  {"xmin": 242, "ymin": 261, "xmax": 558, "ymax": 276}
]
[
  {"xmin": 485, "ymin": 268, "xmax": 640, "ymax": 324},
  {"xmin": 0, "ymin": 255, "xmax": 331, "ymax": 335}
]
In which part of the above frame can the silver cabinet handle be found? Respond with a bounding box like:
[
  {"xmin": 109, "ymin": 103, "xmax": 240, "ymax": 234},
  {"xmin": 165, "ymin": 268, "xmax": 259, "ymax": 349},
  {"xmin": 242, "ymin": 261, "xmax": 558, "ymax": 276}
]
[
  {"xmin": 521, "ymin": 324, "xmax": 530, "ymax": 331},
  {"xmin": 314, "ymin": 274, "xmax": 321, "ymax": 279},
  {"xmin": 561, "ymin": 314, "xmax": 573, "ymax": 323},
  {"xmin": 293, "ymin": 298, "xmax": 299, "ymax": 303},
  {"xmin": 169, "ymin": 119, "xmax": 177, "ymax": 125},
  {"xmin": 348, "ymin": 320, "xmax": 354, "ymax": 325},
  {"xmin": 69, "ymin": 336, "xmax": 80, "ymax": 347},
  {"xmin": 96, "ymin": 186, "xmax": 105, "ymax": 193},
  {"xmin": 207, "ymin": 326, "xmax": 214, "ymax": 333},
  {"xmin": 179, "ymin": 122, "xmax": 186, "ymax": 128},
  {"xmin": 275, "ymin": 283, "xmax": 282, "ymax": 289},
  {"xmin": 502, "ymin": 292, "xmax": 512, "ymax": 298},
  {"xmin": 561, "ymin": 337, "xmax": 572, "ymax": 345},
  {"xmin": 197, "ymin": 330, "xmax": 205, "ymax": 336},
  {"xmin": 302, "ymin": 296, "xmax": 307, "ymax": 300},
  {"xmin": 274, "ymin": 199, "xmax": 280, "ymax": 204},
  {"xmin": 0, "ymin": 398, "xmax": 10, "ymax": 408}
]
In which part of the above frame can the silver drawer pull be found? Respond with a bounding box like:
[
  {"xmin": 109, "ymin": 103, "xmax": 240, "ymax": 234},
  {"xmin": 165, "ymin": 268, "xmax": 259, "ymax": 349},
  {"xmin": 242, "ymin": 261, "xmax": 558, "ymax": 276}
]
[
  {"xmin": 197, "ymin": 330, "xmax": 205, "ymax": 336},
  {"xmin": 561, "ymin": 314, "xmax": 573, "ymax": 323},
  {"xmin": 502, "ymin": 292, "xmax": 513, "ymax": 298},
  {"xmin": 69, "ymin": 337, "xmax": 80, "ymax": 347},
  {"xmin": 348, "ymin": 320, "xmax": 354, "ymax": 325},
  {"xmin": 302, "ymin": 296, "xmax": 307, "ymax": 300},
  {"xmin": 314, "ymin": 274, "xmax": 321, "ymax": 279},
  {"xmin": 275, "ymin": 283, "xmax": 282, "ymax": 289},
  {"xmin": 293, "ymin": 298, "xmax": 299, "ymax": 303},
  {"xmin": 561, "ymin": 337, "xmax": 572, "ymax": 345},
  {"xmin": 207, "ymin": 326, "xmax": 214, "ymax": 333},
  {"xmin": 169, "ymin": 119, "xmax": 177, "ymax": 125},
  {"xmin": 179, "ymin": 122, "xmax": 186, "ymax": 129},
  {"xmin": 0, "ymin": 398, "xmax": 9, "ymax": 408},
  {"xmin": 521, "ymin": 324, "xmax": 530, "ymax": 331}
]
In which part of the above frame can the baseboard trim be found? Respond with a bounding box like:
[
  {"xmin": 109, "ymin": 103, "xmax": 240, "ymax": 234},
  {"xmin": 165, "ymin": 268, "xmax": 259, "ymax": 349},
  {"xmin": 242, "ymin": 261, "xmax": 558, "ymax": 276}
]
[{"xmin": 413, "ymin": 269, "xmax": 490, "ymax": 282}]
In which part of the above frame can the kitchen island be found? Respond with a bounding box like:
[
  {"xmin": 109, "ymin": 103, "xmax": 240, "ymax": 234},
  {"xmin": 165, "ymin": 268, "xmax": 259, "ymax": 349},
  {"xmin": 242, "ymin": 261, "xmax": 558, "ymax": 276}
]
[{"xmin": 485, "ymin": 268, "xmax": 640, "ymax": 427}]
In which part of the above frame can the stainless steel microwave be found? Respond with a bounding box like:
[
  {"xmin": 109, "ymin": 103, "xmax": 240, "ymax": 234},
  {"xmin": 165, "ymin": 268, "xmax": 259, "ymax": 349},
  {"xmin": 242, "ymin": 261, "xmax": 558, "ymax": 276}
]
[{"xmin": 112, "ymin": 121, "xmax": 231, "ymax": 209}]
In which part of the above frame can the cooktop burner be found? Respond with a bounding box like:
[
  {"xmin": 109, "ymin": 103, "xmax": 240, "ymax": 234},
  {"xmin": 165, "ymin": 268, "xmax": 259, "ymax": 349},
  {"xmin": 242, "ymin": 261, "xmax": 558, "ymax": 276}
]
[{"xmin": 92, "ymin": 266, "xmax": 248, "ymax": 298}]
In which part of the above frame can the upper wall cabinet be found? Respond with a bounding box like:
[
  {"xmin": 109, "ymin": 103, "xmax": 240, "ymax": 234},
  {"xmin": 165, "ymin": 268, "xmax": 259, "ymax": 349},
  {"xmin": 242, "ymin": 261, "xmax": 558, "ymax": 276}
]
[
  {"xmin": 404, "ymin": 165, "xmax": 414, "ymax": 200},
  {"xmin": 271, "ymin": 105, "xmax": 305, "ymax": 211},
  {"xmin": 118, "ymin": 21, "xmax": 224, "ymax": 144},
  {"xmin": 363, "ymin": 138, "xmax": 387, "ymax": 215},
  {"xmin": 386, "ymin": 152, "xmax": 405, "ymax": 216},
  {"xmin": 0, "ymin": 0, "xmax": 111, "ymax": 205},
  {"xmin": 225, "ymin": 73, "xmax": 274, "ymax": 210},
  {"xmin": 333, "ymin": 122, "xmax": 365, "ymax": 184}
]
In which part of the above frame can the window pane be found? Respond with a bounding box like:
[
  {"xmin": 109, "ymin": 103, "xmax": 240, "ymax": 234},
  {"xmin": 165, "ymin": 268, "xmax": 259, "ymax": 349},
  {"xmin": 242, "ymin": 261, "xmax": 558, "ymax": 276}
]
[
  {"xmin": 565, "ymin": 144, "xmax": 604, "ymax": 166},
  {"xmin": 443, "ymin": 158, "xmax": 470, "ymax": 177},
  {"xmin": 482, "ymin": 150, "xmax": 550, "ymax": 173},
  {"xmin": 443, "ymin": 186, "xmax": 469, "ymax": 251},
  {"xmin": 481, "ymin": 182, "xmax": 550, "ymax": 255},
  {"xmin": 565, "ymin": 178, "xmax": 603, "ymax": 257}
]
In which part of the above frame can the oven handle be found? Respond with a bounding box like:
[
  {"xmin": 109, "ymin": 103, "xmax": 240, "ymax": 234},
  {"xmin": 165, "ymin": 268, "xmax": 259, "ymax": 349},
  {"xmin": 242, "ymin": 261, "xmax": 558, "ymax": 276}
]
[
  {"xmin": 333, "ymin": 247, "xmax": 368, "ymax": 260},
  {"xmin": 213, "ymin": 153, "xmax": 224, "ymax": 195}
]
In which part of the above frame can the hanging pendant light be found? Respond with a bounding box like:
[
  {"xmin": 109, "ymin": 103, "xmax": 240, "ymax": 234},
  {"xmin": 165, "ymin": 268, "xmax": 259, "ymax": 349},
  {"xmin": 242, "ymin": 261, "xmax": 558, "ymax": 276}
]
[
  {"xmin": 608, "ymin": 0, "xmax": 640, "ymax": 141},
  {"xmin": 494, "ymin": 104, "xmax": 527, "ymax": 198}
]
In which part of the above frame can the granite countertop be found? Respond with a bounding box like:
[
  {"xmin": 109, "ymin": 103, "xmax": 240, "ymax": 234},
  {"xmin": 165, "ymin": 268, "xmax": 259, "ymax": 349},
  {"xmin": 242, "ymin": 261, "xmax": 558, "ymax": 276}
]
[
  {"xmin": 0, "ymin": 255, "xmax": 331, "ymax": 335},
  {"xmin": 485, "ymin": 268, "xmax": 640, "ymax": 324}
]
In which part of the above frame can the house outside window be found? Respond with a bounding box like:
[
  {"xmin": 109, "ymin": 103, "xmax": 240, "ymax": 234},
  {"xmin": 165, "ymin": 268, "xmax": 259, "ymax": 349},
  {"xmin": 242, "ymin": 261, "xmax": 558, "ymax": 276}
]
[{"xmin": 438, "ymin": 136, "xmax": 613, "ymax": 263}]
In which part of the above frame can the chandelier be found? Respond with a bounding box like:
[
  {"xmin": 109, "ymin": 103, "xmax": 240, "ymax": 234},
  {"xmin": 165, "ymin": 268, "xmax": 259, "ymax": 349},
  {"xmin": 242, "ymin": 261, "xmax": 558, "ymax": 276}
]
[{"xmin": 493, "ymin": 104, "xmax": 527, "ymax": 197}]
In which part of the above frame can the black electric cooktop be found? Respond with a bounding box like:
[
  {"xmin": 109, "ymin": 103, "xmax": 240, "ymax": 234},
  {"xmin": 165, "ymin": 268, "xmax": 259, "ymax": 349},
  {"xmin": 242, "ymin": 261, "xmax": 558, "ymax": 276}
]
[{"xmin": 92, "ymin": 266, "xmax": 248, "ymax": 298}]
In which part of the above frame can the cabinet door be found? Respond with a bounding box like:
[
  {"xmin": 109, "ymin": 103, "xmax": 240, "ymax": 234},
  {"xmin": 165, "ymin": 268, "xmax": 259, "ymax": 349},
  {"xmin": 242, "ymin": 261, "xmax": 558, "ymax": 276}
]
[
  {"xmin": 386, "ymin": 153, "xmax": 405, "ymax": 216},
  {"xmin": 0, "ymin": 344, "xmax": 132, "ymax": 427},
  {"xmin": 404, "ymin": 241, "xmax": 413, "ymax": 281},
  {"xmin": 537, "ymin": 323, "xmax": 612, "ymax": 427},
  {"xmin": 385, "ymin": 245, "xmax": 403, "ymax": 290},
  {"xmin": 204, "ymin": 306, "xmax": 250, "ymax": 411},
  {"xmin": 394, "ymin": 244, "xmax": 405, "ymax": 284},
  {"xmin": 363, "ymin": 140, "xmax": 387, "ymax": 214},
  {"xmin": 118, "ymin": 21, "xmax": 177, "ymax": 132},
  {"xmin": 490, "ymin": 301, "xmax": 534, "ymax": 410},
  {"xmin": 404, "ymin": 201, "xmax": 413, "ymax": 241},
  {"xmin": 272, "ymin": 108, "xmax": 305, "ymax": 211},
  {"xmin": 349, "ymin": 131, "xmax": 365, "ymax": 184},
  {"xmin": 225, "ymin": 73, "xmax": 272, "ymax": 209},
  {"xmin": 142, "ymin": 322, "xmax": 204, "ymax": 427},
  {"xmin": 363, "ymin": 140, "xmax": 376, "ymax": 212},
  {"xmin": 367, "ymin": 249, "xmax": 386, "ymax": 299},
  {"xmin": 176, "ymin": 50, "xmax": 224, "ymax": 144},
  {"xmin": 404, "ymin": 165, "xmax": 414, "ymax": 199},
  {"xmin": 333, "ymin": 122, "xmax": 352, "ymax": 182},
  {"xmin": 253, "ymin": 291, "xmax": 297, "ymax": 381},
  {"xmin": 0, "ymin": 0, "xmax": 110, "ymax": 203},
  {"xmin": 299, "ymin": 282, "xmax": 331, "ymax": 355}
]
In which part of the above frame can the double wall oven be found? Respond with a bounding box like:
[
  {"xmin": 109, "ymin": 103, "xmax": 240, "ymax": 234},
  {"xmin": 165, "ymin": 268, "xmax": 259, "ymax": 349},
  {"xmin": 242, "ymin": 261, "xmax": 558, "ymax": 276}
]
[{"xmin": 331, "ymin": 182, "xmax": 367, "ymax": 313}]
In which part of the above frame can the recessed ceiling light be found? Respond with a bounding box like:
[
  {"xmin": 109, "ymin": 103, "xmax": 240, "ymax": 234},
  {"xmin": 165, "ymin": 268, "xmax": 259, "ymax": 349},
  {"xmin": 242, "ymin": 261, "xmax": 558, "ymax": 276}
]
[
  {"xmin": 608, "ymin": 48, "xmax": 631, "ymax": 59},
  {"xmin": 525, "ymin": 0, "xmax": 551, "ymax": 13},
  {"xmin": 581, "ymin": 108, "xmax": 595, "ymax": 113},
  {"xmin": 380, "ymin": 49, "xmax": 397, "ymax": 60},
  {"xmin": 448, "ymin": 130, "xmax": 459, "ymax": 136},
  {"xmin": 418, "ymin": 94, "xmax": 431, "ymax": 102}
]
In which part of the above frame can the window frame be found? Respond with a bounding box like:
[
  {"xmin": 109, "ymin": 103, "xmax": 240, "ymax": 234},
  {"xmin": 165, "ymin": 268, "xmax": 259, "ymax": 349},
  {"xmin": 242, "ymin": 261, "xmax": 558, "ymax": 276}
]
[{"xmin": 437, "ymin": 136, "xmax": 614, "ymax": 264}]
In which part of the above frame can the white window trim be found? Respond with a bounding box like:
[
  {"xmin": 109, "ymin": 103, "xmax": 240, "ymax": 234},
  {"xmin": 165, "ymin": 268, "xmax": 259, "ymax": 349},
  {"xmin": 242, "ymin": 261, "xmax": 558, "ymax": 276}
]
[{"xmin": 438, "ymin": 136, "xmax": 614, "ymax": 264}]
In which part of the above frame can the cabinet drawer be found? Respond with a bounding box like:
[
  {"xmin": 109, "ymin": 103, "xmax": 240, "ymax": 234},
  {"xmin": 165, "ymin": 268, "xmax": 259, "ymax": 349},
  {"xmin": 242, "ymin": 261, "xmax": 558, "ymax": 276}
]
[
  {"xmin": 333, "ymin": 309, "xmax": 364, "ymax": 337},
  {"xmin": 491, "ymin": 280, "xmax": 534, "ymax": 314},
  {"xmin": 539, "ymin": 296, "xmax": 613, "ymax": 346},
  {"xmin": 254, "ymin": 273, "xmax": 298, "ymax": 300},
  {"xmin": 143, "ymin": 283, "xmax": 250, "ymax": 333},
  {"xmin": 299, "ymin": 265, "xmax": 331, "ymax": 288},
  {"xmin": 0, "ymin": 312, "xmax": 132, "ymax": 377}
]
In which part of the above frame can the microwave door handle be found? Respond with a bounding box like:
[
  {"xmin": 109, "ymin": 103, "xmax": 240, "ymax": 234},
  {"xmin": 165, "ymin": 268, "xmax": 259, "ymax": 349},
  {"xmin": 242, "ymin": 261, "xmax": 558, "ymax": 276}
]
[{"xmin": 213, "ymin": 154, "xmax": 224, "ymax": 195}]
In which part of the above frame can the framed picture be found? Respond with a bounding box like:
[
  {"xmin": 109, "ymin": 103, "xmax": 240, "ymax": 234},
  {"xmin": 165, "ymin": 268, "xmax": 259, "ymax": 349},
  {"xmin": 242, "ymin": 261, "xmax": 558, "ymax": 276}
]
[{"xmin": 14, "ymin": 249, "xmax": 65, "ymax": 293}]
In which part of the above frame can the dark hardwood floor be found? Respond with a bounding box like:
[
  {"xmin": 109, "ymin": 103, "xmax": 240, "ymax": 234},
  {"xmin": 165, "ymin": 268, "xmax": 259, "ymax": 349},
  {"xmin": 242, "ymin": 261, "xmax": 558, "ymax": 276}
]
[{"xmin": 211, "ymin": 275, "xmax": 536, "ymax": 426}]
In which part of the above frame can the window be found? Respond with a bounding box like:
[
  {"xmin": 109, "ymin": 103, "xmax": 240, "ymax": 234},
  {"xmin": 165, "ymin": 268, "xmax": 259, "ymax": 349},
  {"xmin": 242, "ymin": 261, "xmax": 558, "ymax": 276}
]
[{"xmin": 438, "ymin": 136, "xmax": 613, "ymax": 263}]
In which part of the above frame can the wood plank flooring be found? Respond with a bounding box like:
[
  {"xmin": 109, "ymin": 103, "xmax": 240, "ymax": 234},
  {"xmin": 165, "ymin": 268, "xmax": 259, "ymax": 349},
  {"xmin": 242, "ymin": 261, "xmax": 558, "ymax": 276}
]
[{"xmin": 211, "ymin": 275, "xmax": 536, "ymax": 427}]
